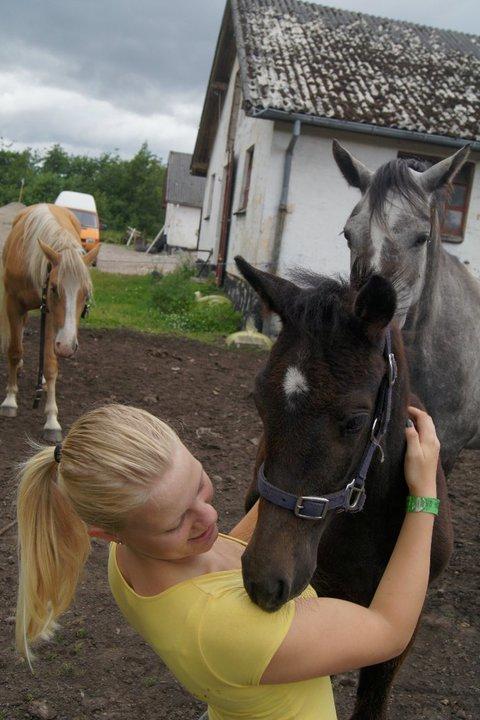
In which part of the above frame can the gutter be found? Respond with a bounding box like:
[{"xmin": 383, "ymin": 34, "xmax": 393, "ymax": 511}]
[
  {"xmin": 251, "ymin": 107, "xmax": 480, "ymax": 153},
  {"xmin": 271, "ymin": 119, "xmax": 301, "ymax": 275}
]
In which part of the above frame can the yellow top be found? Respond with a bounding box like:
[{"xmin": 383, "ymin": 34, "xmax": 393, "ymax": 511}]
[{"xmin": 108, "ymin": 535, "xmax": 337, "ymax": 720}]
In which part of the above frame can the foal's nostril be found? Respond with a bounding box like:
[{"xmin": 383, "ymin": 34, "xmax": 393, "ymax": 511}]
[
  {"xmin": 245, "ymin": 576, "xmax": 291, "ymax": 611},
  {"xmin": 274, "ymin": 578, "xmax": 289, "ymax": 605}
]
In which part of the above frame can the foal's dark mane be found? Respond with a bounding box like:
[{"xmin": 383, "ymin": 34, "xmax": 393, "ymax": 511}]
[
  {"xmin": 284, "ymin": 266, "xmax": 375, "ymax": 340},
  {"xmin": 368, "ymin": 157, "xmax": 445, "ymax": 225}
]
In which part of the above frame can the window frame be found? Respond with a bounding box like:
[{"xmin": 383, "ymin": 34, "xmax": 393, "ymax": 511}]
[
  {"xmin": 236, "ymin": 145, "xmax": 255, "ymax": 214},
  {"xmin": 204, "ymin": 172, "xmax": 216, "ymax": 220},
  {"xmin": 397, "ymin": 151, "xmax": 474, "ymax": 244}
]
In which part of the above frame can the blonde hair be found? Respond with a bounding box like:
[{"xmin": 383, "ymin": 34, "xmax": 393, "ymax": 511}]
[{"xmin": 16, "ymin": 404, "xmax": 178, "ymax": 665}]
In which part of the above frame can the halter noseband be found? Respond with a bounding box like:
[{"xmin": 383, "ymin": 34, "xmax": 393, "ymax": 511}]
[{"xmin": 257, "ymin": 328, "xmax": 397, "ymax": 520}]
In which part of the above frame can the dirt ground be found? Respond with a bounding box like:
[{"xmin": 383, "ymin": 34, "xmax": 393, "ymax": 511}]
[{"xmin": 0, "ymin": 324, "xmax": 478, "ymax": 720}]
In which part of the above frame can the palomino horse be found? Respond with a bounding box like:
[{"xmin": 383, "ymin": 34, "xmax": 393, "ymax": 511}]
[
  {"xmin": 236, "ymin": 257, "xmax": 453, "ymax": 720},
  {"xmin": 332, "ymin": 142, "xmax": 479, "ymax": 474},
  {"xmin": 0, "ymin": 204, "xmax": 98, "ymax": 441}
]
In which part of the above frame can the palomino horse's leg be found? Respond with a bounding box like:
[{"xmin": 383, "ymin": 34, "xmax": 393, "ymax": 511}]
[
  {"xmin": 0, "ymin": 296, "xmax": 25, "ymax": 418},
  {"xmin": 350, "ymin": 640, "xmax": 413, "ymax": 720},
  {"xmin": 42, "ymin": 322, "xmax": 62, "ymax": 443}
]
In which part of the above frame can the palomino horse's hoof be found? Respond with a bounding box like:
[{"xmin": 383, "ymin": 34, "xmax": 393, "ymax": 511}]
[
  {"xmin": 0, "ymin": 406, "xmax": 17, "ymax": 418},
  {"xmin": 43, "ymin": 428, "xmax": 63, "ymax": 444}
]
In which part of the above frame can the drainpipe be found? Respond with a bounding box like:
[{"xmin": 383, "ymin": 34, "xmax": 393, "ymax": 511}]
[{"xmin": 271, "ymin": 119, "xmax": 301, "ymax": 275}]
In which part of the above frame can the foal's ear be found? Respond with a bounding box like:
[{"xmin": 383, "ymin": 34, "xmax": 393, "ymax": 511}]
[
  {"xmin": 417, "ymin": 144, "xmax": 471, "ymax": 193},
  {"xmin": 38, "ymin": 239, "xmax": 60, "ymax": 266},
  {"xmin": 235, "ymin": 256, "xmax": 299, "ymax": 319},
  {"xmin": 354, "ymin": 275, "xmax": 396, "ymax": 342},
  {"xmin": 332, "ymin": 140, "xmax": 373, "ymax": 194}
]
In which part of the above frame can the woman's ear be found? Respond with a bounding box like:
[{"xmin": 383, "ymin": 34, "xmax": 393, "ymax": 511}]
[{"xmin": 88, "ymin": 527, "xmax": 119, "ymax": 543}]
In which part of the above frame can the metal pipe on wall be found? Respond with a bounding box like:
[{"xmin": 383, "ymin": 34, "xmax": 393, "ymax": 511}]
[{"xmin": 271, "ymin": 119, "xmax": 301, "ymax": 275}]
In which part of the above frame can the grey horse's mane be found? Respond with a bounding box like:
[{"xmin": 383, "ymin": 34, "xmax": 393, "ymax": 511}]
[{"xmin": 368, "ymin": 158, "xmax": 445, "ymax": 225}]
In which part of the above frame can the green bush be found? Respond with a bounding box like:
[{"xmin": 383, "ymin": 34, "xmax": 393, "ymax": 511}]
[{"xmin": 151, "ymin": 267, "xmax": 241, "ymax": 334}]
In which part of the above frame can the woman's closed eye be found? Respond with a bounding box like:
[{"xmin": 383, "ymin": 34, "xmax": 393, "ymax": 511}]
[{"xmin": 166, "ymin": 475, "xmax": 206, "ymax": 532}]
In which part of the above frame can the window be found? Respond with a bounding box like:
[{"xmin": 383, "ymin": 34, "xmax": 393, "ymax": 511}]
[
  {"xmin": 398, "ymin": 151, "xmax": 474, "ymax": 243},
  {"xmin": 204, "ymin": 173, "xmax": 215, "ymax": 220},
  {"xmin": 237, "ymin": 146, "xmax": 254, "ymax": 213}
]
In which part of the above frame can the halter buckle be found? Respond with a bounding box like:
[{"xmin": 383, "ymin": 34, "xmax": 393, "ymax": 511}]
[
  {"xmin": 345, "ymin": 480, "xmax": 366, "ymax": 512},
  {"xmin": 294, "ymin": 495, "xmax": 329, "ymax": 520}
]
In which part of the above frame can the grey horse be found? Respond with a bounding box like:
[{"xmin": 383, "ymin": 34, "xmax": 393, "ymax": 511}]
[{"xmin": 333, "ymin": 141, "xmax": 479, "ymax": 473}]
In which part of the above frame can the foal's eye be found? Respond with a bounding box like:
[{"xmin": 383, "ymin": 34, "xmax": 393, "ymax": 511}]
[
  {"xmin": 51, "ymin": 285, "xmax": 58, "ymax": 296},
  {"xmin": 343, "ymin": 414, "xmax": 368, "ymax": 435},
  {"xmin": 414, "ymin": 233, "xmax": 430, "ymax": 246}
]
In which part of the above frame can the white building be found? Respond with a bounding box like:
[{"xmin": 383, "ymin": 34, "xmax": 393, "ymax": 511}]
[
  {"xmin": 164, "ymin": 152, "xmax": 206, "ymax": 251},
  {"xmin": 191, "ymin": 0, "xmax": 480, "ymax": 318}
]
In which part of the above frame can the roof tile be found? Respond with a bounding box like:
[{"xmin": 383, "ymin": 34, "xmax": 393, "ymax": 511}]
[{"xmin": 233, "ymin": 0, "xmax": 480, "ymax": 140}]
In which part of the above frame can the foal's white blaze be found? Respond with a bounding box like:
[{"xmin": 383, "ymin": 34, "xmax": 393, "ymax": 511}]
[
  {"xmin": 283, "ymin": 366, "xmax": 309, "ymax": 398},
  {"xmin": 55, "ymin": 277, "xmax": 80, "ymax": 356}
]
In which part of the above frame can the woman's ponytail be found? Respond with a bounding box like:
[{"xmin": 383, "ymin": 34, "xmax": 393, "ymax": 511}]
[
  {"xmin": 16, "ymin": 446, "xmax": 90, "ymax": 664},
  {"xmin": 15, "ymin": 404, "xmax": 178, "ymax": 665}
]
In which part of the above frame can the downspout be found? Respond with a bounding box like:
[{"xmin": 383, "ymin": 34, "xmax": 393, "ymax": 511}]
[{"xmin": 271, "ymin": 119, "xmax": 301, "ymax": 275}]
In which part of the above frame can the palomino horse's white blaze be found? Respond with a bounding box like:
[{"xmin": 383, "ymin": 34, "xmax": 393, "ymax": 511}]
[
  {"xmin": 55, "ymin": 276, "xmax": 81, "ymax": 357},
  {"xmin": 283, "ymin": 366, "xmax": 309, "ymax": 398}
]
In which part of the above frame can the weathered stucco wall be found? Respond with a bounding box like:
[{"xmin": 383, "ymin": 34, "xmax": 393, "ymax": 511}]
[
  {"xmin": 198, "ymin": 59, "xmax": 275, "ymax": 274},
  {"xmin": 198, "ymin": 60, "xmax": 240, "ymax": 259},
  {"xmin": 273, "ymin": 123, "xmax": 480, "ymax": 278},
  {"xmin": 164, "ymin": 203, "xmax": 201, "ymax": 250}
]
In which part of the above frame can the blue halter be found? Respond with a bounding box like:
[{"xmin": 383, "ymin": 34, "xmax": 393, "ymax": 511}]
[{"xmin": 257, "ymin": 329, "xmax": 397, "ymax": 520}]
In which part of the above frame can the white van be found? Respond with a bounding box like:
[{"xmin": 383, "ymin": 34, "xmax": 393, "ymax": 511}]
[{"xmin": 55, "ymin": 191, "xmax": 101, "ymax": 256}]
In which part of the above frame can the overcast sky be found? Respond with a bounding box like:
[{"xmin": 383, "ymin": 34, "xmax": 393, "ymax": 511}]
[{"xmin": 0, "ymin": 0, "xmax": 478, "ymax": 161}]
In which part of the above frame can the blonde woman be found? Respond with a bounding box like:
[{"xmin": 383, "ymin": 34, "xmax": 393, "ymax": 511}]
[{"xmin": 16, "ymin": 404, "xmax": 439, "ymax": 720}]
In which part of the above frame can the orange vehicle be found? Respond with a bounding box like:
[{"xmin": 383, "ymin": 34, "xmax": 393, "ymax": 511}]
[{"xmin": 54, "ymin": 191, "xmax": 101, "ymax": 260}]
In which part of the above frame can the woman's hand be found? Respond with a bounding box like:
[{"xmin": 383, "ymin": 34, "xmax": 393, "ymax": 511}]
[{"xmin": 404, "ymin": 406, "xmax": 440, "ymax": 498}]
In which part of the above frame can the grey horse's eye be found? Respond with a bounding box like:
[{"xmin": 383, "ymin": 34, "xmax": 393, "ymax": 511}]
[
  {"xmin": 415, "ymin": 233, "xmax": 430, "ymax": 246},
  {"xmin": 343, "ymin": 229, "xmax": 353, "ymax": 246}
]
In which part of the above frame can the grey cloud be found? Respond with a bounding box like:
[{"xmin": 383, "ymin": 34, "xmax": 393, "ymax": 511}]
[{"xmin": 0, "ymin": 0, "xmax": 226, "ymax": 115}]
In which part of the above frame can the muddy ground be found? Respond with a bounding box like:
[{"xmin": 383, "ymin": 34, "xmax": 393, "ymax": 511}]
[{"xmin": 0, "ymin": 324, "xmax": 478, "ymax": 720}]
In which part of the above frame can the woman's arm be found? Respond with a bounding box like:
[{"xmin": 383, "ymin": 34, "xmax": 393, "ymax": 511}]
[
  {"xmin": 261, "ymin": 407, "xmax": 439, "ymax": 684},
  {"xmin": 228, "ymin": 500, "xmax": 259, "ymax": 543}
]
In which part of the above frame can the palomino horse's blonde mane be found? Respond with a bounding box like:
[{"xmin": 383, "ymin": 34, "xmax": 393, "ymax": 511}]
[{"xmin": 23, "ymin": 204, "xmax": 92, "ymax": 295}]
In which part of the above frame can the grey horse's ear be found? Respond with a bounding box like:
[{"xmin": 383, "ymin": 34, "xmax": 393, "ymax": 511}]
[
  {"xmin": 417, "ymin": 145, "xmax": 471, "ymax": 193},
  {"xmin": 234, "ymin": 256, "xmax": 299, "ymax": 320},
  {"xmin": 332, "ymin": 140, "xmax": 373, "ymax": 193}
]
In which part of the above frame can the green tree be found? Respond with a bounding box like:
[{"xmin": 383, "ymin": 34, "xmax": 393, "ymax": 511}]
[{"xmin": 0, "ymin": 143, "xmax": 167, "ymax": 235}]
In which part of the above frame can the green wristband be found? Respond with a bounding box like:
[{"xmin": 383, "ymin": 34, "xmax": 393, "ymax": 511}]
[{"xmin": 406, "ymin": 496, "xmax": 440, "ymax": 515}]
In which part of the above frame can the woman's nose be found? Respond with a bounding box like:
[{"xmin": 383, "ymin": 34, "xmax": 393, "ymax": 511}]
[{"xmin": 194, "ymin": 502, "xmax": 218, "ymax": 529}]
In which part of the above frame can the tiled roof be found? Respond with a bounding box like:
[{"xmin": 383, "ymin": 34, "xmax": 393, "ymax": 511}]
[
  {"xmin": 232, "ymin": 0, "xmax": 480, "ymax": 141},
  {"xmin": 165, "ymin": 152, "xmax": 206, "ymax": 208}
]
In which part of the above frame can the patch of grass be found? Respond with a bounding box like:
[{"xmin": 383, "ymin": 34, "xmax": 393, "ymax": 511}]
[
  {"xmin": 84, "ymin": 268, "xmax": 242, "ymax": 342},
  {"xmin": 143, "ymin": 676, "xmax": 157, "ymax": 688},
  {"xmin": 101, "ymin": 229, "xmax": 125, "ymax": 245},
  {"xmin": 60, "ymin": 661, "xmax": 74, "ymax": 677}
]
